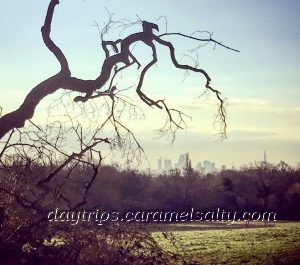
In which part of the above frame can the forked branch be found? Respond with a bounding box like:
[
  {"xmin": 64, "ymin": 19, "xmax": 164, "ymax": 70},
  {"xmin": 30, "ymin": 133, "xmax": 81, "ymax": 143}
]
[{"xmin": 0, "ymin": 0, "xmax": 238, "ymax": 141}]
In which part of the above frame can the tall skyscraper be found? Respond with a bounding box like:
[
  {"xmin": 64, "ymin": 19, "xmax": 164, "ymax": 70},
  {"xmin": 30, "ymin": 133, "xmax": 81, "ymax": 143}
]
[
  {"xmin": 195, "ymin": 162, "xmax": 203, "ymax": 173},
  {"xmin": 158, "ymin": 157, "xmax": 162, "ymax": 172},
  {"xmin": 175, "ymin": 153, "xmax": 186, "ymax": 170},
  {"xmin": 164, "ymin": 159, "xmax": 172, "ymax": 171},
  {"xmin": 203, "ymin": 160, "xmax": 212, "ymax": 174}
]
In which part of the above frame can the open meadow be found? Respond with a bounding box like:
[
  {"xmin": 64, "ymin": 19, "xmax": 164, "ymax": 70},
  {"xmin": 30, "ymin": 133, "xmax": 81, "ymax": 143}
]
[{"xmin": 153, "ymin": 222, "xmax": 300, "ymax": 265}]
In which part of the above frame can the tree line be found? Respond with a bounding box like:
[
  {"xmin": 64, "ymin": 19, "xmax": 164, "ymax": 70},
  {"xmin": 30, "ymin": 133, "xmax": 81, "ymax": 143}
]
[{"xmin": 67, "ymin": 160, "xmax": 300, "ymax": 220}]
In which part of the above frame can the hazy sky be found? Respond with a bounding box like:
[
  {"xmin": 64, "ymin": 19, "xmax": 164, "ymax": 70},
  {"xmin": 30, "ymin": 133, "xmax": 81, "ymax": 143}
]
[{"xmin": 0, "ymin": 0, "xmax": 299, "ymax": 169}]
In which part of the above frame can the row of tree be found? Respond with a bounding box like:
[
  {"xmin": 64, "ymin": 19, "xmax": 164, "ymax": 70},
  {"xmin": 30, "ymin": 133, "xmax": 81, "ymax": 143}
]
[{"xmin": 81, "ymin": 159, "xmax": 300, "ymax": 220}]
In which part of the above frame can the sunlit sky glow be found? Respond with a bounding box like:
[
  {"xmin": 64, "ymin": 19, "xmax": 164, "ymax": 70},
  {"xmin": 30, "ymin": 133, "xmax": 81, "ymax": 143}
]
[{"xmin": 0, "ymin": 0, "xmax": 300, "ymax": 169}]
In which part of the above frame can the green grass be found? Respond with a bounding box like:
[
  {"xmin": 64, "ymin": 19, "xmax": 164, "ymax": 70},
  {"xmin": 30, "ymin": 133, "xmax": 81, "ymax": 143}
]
[{"xmin": 153, "ymin": 222, "xmax": 300, "ymax": 265}]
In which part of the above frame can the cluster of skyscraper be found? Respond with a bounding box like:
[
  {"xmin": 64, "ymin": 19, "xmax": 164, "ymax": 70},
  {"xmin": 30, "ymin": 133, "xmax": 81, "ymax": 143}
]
[
  {"xmin": 157, "ymin": 157, "xmax": 172, "ymax": 172},
  {"xmin": 157, "ymin": 153, "xmax": 225, "ymax": 174},
  {"xmin": 155, "ymin": 151, "xmax": 268, "ymax": 175}
]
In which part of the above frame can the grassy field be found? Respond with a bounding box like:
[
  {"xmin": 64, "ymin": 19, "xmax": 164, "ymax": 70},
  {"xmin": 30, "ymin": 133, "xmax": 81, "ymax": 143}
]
[{"xmin": 153, "ymin": 222, "xmax": 300, "ymax": 265}]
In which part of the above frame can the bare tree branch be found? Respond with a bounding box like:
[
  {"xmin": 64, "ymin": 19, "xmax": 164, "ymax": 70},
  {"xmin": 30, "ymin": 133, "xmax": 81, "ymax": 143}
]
[
  {"xmin": 158, "ymin": 32, "xmax": 240, "ymax": 53},
  {"xmin": 0, "ymin": 1, "xmax": 237, "ymax": 141}
]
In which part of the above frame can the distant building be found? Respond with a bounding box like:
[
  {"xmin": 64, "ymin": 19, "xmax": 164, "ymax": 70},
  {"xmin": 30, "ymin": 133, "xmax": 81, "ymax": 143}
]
[
  {"xmin": 201, "ymin": 160, "xmax": 218, "ymax": 174},
  {"xmin": 164, "ymin": 159, "xmax": 172, "ymax": 171},
  {"xmin": 158, "ymin": 157, "xmax": 162, "ymax": 172},
  {"xmin": 221, "ymin": 165, "xmax": 226, "ymax": 171},
  {"xmin": 211, "ymin": 162, "xmax": 216, "ymax": 172},
  {"xmin": 264, "ymin": 150, "xmax": 267, "ymax": 162},
  {"xmin": 195, "ymin": 162, "xmax": 203, "ymax": 174},
  {"xmin": 174, "ymin": 153, "xmax": 186, "ymax": 170},
  {"xmin": 203, "ymin": 160, "xmax": 212, "ymax": 174}
]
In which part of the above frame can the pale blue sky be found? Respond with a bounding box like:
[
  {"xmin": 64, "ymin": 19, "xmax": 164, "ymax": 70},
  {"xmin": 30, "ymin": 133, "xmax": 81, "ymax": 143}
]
[{"xmin": 0, "ymin": 0, "xmax": 300, "ymax": 168}]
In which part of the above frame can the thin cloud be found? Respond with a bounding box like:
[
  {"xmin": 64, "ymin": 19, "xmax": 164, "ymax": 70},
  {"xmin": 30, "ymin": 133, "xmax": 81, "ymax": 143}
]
[{"xmin": 229, "ymin": 98, "xmax": 300, "ymax": 114}]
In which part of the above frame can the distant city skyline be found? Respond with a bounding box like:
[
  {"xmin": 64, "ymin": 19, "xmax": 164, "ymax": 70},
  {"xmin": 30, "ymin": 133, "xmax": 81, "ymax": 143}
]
[{"xmin": 153, "ymin": 150, "xmax": 269, "ymax": 173}]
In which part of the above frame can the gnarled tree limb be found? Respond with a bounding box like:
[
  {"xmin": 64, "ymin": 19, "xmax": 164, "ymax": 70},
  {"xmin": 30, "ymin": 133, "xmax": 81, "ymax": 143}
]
[{"xmin": 0, "ymin": 0, "xmax": 238, "ymax": 140}]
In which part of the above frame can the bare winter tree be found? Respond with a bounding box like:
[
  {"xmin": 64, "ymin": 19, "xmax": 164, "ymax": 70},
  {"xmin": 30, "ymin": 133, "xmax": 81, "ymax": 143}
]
[{"xmin": 0, "ymin": 1, "xmax": 238, "ymax": 264}]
